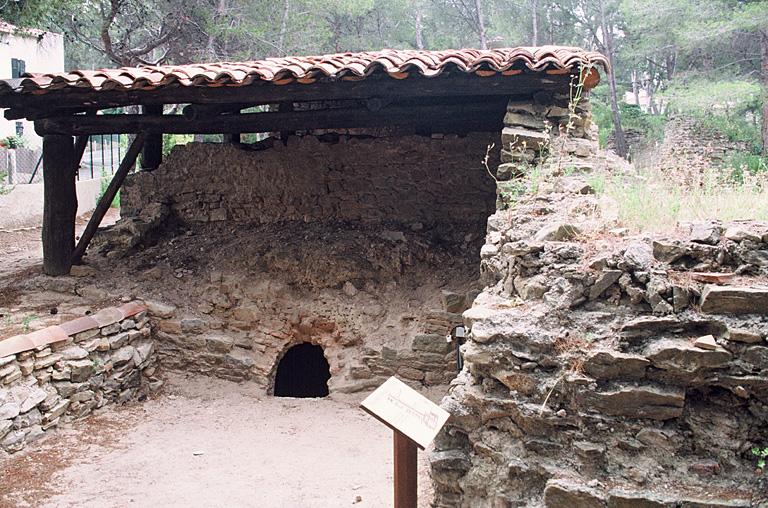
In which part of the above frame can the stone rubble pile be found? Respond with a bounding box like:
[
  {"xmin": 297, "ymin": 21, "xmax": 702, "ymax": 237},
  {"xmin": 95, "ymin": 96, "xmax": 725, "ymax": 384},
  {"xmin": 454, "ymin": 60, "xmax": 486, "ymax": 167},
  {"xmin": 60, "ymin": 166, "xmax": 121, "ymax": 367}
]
[
  {"xmin": 0, "ymin": 303, "xmax": 159, "ymax": 456},
  {"xmin": 431, "ymin": 97, "xmax": 767, "ymax": 507}
]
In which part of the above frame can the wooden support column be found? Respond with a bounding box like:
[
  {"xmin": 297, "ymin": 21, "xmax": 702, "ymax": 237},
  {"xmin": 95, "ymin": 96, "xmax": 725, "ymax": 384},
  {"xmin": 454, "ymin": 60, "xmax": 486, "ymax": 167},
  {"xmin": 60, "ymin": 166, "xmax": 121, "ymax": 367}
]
[
  {"xmin": 71, "ymin": 133, "xmax": 145, "ymax": 265},
  {"xmin": 393, "ymin": 431, "xmax": 417, "ymax": 508},
  {"xmin": 223, "ymin": 132, "xmax": 241, "ymax": 146},
  {"xmin": 42, "ymin": 135, "xmax": 77, "ymax": 276},
  {"xmin": 140, "ymin": 105, "xmax": 163, "ymax": 170}
]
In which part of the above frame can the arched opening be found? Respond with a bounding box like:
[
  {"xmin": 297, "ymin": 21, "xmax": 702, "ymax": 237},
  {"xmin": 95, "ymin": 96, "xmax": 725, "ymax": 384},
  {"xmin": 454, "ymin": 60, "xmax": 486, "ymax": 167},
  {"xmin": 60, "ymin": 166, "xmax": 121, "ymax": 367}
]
[{"xmin": 273, "ymin": 343, "xmax": 331, "ymax": 398}]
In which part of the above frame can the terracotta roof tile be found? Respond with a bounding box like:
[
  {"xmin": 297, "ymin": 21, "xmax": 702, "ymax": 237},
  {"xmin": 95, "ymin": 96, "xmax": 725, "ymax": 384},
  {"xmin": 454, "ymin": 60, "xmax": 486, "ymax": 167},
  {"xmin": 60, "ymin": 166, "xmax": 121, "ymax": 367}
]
[
  {"xmin": 0, "ymin": 301, "xmax": 148, "ymax": 358},
  {"xmin": 0, "ymin": 46, "xmax": 608, "ymax": 97}
]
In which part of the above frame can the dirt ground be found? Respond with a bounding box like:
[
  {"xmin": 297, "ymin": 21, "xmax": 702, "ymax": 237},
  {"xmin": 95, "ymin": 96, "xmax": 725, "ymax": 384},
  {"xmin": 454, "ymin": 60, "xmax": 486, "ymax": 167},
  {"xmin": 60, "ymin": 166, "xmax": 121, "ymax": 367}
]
[
  {"xmin": 0, "ymin": 372, "xmax": 436, "ymax": 508},
  {"xmin": 0, "ymin": 207, "xmax": 453, "ymax": 507}
]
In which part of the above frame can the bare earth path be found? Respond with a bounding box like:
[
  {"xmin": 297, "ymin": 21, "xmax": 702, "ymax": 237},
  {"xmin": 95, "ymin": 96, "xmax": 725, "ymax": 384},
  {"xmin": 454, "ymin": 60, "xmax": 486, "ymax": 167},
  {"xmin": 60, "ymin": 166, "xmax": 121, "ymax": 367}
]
[{"xmin": 0, "ymin": 373, "xmax": 434, "ymax": 508}]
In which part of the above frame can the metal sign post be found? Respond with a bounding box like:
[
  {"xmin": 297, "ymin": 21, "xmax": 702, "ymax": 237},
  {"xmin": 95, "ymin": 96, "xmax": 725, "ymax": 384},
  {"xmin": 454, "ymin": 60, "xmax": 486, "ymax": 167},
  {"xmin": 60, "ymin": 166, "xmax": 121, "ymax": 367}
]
[{"xmin": 361, "ymin": 376, "xmax": 451, "ymax": 508}]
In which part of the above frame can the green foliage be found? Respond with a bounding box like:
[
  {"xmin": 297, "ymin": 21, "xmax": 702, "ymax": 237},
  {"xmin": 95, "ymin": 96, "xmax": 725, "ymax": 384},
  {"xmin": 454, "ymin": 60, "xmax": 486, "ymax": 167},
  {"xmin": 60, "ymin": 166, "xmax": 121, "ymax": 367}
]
[
  {"xmin": 0, "ymin": 170, "xmax": 9, "ymax": 195},
  {"xmin": 21, "ymin": 314, "xmax": 38, "ymax": 333},
  {"xmin": 98, "ymin": 176, "xmax": 120, "ymax": 209},
  {"xmin": 598, "ymin": 166, "xmax": 768, "ymax": 232},
  {"xmin": 753, "ymin": 447, "xmax": 768, "ymax": 471},
  {"xmin": 0, "ymin": 136, "xmax": 26, "ymax": 149},
  {"xmin": 590, "ymin": 88, "xmax": 667, "ymax": 151},
  {"xmin": 162, "ymin": 134, "xmax": 194, "ymax": 156}
]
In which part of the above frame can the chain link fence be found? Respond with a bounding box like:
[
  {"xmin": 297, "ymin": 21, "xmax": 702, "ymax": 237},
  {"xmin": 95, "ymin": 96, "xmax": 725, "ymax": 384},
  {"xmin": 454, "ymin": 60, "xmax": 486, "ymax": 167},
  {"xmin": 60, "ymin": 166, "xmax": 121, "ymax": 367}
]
[{"xmin": 0, "ymin": 135, "xmax": 125, "ymax": 187}]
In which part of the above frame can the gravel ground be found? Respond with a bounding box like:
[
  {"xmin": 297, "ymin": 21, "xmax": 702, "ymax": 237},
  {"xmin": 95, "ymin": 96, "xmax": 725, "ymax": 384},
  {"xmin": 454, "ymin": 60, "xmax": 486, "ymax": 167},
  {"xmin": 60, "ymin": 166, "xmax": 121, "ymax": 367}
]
[{"xmin": 0, "ymin": 373, "xmax": 435, "ymax": 508}]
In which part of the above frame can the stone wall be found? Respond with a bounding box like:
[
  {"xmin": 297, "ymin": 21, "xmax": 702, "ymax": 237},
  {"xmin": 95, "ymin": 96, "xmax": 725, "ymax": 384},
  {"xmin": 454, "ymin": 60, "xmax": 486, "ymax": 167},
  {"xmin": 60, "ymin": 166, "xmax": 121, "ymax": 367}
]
[
  {"xmin": 107, "ymin": 130, "xmax": 507, "ymax": 394},
  {"xmin": 0, "ymin": 303, "xmax": 159, "ymax": 456},
  {"xmin": 430, "ymin": 98, "xmax": 768, "ymax": 506},
  {"xmin": 121, "ymin": 133, "xmax": 499, "ymax": 228}
]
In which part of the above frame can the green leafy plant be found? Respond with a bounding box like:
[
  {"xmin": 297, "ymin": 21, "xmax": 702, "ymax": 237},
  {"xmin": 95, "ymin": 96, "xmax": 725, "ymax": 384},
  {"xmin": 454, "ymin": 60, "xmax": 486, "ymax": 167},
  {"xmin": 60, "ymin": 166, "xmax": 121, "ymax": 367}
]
[
  {"xmin": 0, "ymin": 135, "xmax": 26, "ymax": 149},
  {"xmin": 753, "ymin": 447, "xmax": 768, "ymax": 471},
  {"xmin": 97, "ymin": 176, "xmax": 120, "ymax": 209},
  {"xmin": 21, "ymin": 314, "xmax": 38, "ymax": 333}
]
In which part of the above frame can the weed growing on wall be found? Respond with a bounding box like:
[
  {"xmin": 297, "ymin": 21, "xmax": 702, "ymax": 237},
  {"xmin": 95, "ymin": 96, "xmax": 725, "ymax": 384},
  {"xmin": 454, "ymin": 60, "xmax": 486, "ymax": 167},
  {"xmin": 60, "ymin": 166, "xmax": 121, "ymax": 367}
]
[{"xmin": 753, "ymin": 446, "xmax": 768, "ymax": 472}]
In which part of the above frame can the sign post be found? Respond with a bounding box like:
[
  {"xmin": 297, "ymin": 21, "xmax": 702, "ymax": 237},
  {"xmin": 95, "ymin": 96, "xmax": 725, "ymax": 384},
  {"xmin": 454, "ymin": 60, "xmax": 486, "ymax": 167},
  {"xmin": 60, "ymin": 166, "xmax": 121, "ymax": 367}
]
[{"xmin": 361, "ymin": 376, "xmax": 451, "ymax": 508}]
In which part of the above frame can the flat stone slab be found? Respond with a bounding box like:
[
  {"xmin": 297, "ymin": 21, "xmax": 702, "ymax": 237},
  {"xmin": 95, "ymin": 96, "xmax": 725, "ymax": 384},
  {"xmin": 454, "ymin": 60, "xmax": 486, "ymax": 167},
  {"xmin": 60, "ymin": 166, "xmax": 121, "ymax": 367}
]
[
  {"xmin": 700, "ymin": 285, "xmax": 768, "ymax": 314},
  {"xmin": 581, "ymin": 384, "xmax": 685, "ymax": 420},
  {"xmin": 646, "ymin": 339, "xmax": 731, "ymax": 373}
]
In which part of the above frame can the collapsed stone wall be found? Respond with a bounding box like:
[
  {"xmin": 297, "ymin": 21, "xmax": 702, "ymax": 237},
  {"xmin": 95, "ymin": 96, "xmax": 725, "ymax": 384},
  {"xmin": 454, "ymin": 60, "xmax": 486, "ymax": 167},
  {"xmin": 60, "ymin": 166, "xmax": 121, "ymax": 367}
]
[
  {"xmin": 121, "ymin": 133, "xmax": 498, "ymax": 227},
  {"xmin": 0, "ymin": 303, "xmax": 159, "ymax": 456},
  {"xmin": 430, "ymin": 98, "xmax": 768, "ymax": 506}
]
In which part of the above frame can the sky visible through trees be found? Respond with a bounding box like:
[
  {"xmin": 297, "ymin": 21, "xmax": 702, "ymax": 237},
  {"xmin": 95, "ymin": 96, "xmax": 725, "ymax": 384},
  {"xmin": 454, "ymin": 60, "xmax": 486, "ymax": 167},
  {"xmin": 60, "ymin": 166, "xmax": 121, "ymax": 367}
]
[{"xmin": 1, "ymin": 0, "xmax": 766, "ymax": 156}]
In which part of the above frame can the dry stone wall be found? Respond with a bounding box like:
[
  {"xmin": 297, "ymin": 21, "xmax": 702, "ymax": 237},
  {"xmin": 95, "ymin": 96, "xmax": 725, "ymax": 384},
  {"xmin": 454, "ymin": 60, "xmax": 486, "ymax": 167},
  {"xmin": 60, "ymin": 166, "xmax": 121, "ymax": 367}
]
[
  {"xmin": 0, "ymin": 302, "xmax": 159, "ymax": 456},
  {"xmin": 430, "ymin": 98, "xmax": 768, "ymax": 506},
  {"xmin": 121, "ymin": 133, "xmax": 498, "ymax": 228}
]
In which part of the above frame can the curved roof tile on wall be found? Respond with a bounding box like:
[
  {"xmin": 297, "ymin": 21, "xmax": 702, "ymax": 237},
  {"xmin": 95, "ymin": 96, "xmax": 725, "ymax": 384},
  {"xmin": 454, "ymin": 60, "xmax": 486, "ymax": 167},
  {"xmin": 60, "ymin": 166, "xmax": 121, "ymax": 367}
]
[{"xmin": 0, "ymin": 46, "xmax": 608, "ymax": 96}]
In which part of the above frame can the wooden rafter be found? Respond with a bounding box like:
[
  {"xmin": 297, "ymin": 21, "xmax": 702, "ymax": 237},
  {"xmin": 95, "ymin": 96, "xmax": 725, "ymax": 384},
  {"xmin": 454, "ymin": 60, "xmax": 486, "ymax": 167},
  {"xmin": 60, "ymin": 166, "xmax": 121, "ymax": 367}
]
[{"xmin": 36, "ymin": 99, "xmax": 509, "ymax": 136}]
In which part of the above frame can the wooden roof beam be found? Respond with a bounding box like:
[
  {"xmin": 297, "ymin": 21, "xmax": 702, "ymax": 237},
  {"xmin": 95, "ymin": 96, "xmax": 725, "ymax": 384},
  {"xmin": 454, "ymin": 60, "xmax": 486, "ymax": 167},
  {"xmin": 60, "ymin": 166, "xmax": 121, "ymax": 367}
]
[
  {"xmin": 35, "ymin": 99, "xmax": 509, "ymax": 136},
  {"xmin": 5, "ymin": 72, "xmax": 571, "ymax": 121}
]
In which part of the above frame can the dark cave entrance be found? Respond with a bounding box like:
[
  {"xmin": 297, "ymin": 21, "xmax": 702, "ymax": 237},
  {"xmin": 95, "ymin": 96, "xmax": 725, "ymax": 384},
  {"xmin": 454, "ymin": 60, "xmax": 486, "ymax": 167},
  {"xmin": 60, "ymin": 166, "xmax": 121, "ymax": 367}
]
[{"xmin": 273, "ymin": 343, "xmax": 331, "ymax": 398}]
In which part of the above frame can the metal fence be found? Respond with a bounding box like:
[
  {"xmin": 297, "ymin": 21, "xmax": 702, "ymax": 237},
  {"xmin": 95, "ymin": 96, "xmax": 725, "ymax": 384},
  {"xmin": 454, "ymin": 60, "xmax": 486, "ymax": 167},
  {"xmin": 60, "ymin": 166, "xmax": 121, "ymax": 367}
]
[{"xmin": 0, "ymin": 134, "xmax": 124, "ymax": 185}]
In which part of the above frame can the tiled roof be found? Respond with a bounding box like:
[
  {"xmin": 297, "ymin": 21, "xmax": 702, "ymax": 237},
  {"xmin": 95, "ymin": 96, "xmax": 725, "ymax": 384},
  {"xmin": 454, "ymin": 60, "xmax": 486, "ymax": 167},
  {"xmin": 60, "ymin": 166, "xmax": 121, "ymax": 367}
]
[
  {"xmin": 0, "ymin": 46, "xmax": 608, "ymax": 96},
  {"xmin": 0, "ymin": 302, "xmax": 147, "ymax": 358}
]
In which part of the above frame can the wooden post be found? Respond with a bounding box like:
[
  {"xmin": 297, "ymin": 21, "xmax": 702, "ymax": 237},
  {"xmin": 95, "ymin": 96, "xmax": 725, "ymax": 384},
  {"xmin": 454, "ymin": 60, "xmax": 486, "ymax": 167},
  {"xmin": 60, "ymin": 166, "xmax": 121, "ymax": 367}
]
[
  {"xmin": 393, "ymin": 431, "xmax": 418, "ymax": 508},
  {"xmin": 223, "ymin": 133, "xmax": 241, "ymax": 146},
  {"xmin": 71, "ymin": 133, "xmax": 145, "ymax": 265},
  {"xmin": 140, "ymin": 105, "xmax": 163, "ymax": 171},
  {"xmin": 42, "ymin": 135, "xmax": 77, "ymax": 276}
]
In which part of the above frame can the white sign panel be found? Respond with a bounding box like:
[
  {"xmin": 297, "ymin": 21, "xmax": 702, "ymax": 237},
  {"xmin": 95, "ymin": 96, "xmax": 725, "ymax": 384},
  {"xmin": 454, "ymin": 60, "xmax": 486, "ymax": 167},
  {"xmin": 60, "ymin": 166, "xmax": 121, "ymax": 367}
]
[{"xmin": 360, "ymin": 376, "xmax": 450, "ymax": 450}]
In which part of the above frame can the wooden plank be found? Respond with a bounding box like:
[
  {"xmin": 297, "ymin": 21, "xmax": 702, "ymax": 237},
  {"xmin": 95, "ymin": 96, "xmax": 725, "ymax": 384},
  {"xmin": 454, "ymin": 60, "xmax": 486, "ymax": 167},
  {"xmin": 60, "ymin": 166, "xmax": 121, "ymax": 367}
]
[
  {"xmin": 35, "ymin": 100, "xmax": 508, "ymax": 135},
  {"xmin": 394, "ymin": 431, "xmax": 418, "ymax": 508},
  {"xmin": 42, "ymin": 135, "xmax": 76, "ymax": 276},
  {"xmin": 141, "ymin": 105, "xmax": 163, "ymax": 170},
  {"xmin": 5, "ymin": 72, "xmax": 571, "ymax": 119},
  {"xmin": 71, "ymin": 133, "xmax": 145, "ymax": 265}
]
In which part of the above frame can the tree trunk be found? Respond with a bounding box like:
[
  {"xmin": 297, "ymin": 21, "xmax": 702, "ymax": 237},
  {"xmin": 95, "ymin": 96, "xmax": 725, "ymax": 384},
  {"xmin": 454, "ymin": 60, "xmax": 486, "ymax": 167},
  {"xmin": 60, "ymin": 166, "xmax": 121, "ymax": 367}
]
[
  {"xmin": 531, "ymin": 0, "xmax": 539, "ymax": 46},
  {"xmin": 631, "ymin": 69, "xmax": 640, "ymax": 109},
  {"xmin": 761, "ymin": 29, "xmax": 768, "ymax": 156},
  {"xmin": 278, "ymin": 0, "xmax": 290, "ymax": 56},
  {"xmin": 599, "ymin": 0, "xmax": 628, "ymax": 158},
  {"xmin": 474, "ymin": 0, "xmax": 487, "ymax": 49},
  {"xmin": 415, "ymin": 3, "xmax": 424, "ymax": 50}
]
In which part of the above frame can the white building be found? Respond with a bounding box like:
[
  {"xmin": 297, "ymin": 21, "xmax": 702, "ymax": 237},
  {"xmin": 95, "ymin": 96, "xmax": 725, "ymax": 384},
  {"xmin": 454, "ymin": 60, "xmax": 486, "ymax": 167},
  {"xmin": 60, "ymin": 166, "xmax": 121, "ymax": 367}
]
[{"xmin": 0, "ymin": 20, "xmax": 64, "ymax": 147}]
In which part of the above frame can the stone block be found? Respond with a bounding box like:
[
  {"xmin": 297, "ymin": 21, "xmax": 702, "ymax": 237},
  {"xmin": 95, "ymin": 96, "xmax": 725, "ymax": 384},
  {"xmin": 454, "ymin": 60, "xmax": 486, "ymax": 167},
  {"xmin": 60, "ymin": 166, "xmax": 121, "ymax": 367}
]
[
  {"xmin": 727, "ymin": 328, "xmax": 762, "ymax": 343},
  {"xmin": 501, "ymin": 127, "xmax": 549, "ymax": 151},
  {"xmin": 19, "ymin": 387, "xmax": 47, "ymax": 413},
  {"xmin": 108, "ymin": 332, "xmax": 131, "ymax": 350},
  {"xmin": 543, "ymin": 479, "xmax": 606, "ymax": 508},
  {"xmin": 534, "ymin": 223, "xmax": 580, "ymax": 242},
  {"xmin": 493, "ymin": 370, "xmax": 536, "ymax": 395},
  {"xmin": 646, "ymin": 340, "xmax": 731, "ymax": 373},
  {"xmin": 68, "ymin": 359, "xmax": 94, "ymax": 383},
  {"xmin": 205, "ymin": 334, "xmax": 235, "ymax": 353},
  {"xmin": 411, "ymin": 334, "xmax": 451, "ymax": 354},
  {"xmin": 608, "ymin": 491, "xmax": 675, "ymax": 507},
  {"xmin": 144, "ymin": 300, "xmax": 176, "ymax": 318},
  {"xmin": 589, "ymin": 270, "xmax": 622, "ymax": 299},
  {"xmin": 700, "ymin": 285, "xmax": 768, "ymax": 314},
  {"xmin": 581, "ymin": 384, "xmax": 685, "ymax": 420},
  {"xmin": 583, "ymin": 351, "xmax": 649, "ymax": 380},
  {"xmin": 503, "ymin": 111, "xmax": 546, "ymax": 130}
]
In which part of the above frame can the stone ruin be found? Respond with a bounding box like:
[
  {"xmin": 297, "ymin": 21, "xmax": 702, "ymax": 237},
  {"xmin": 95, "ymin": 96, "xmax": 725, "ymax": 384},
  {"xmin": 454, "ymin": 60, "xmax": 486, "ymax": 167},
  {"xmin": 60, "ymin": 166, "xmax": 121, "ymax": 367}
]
[
  {"xmin": 430, "ymin": 95, "xmax": 768, "ymax": 506},
  {"xmin": 0, "ymin": 69, "xmax": 766, "ymax": 508}
]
